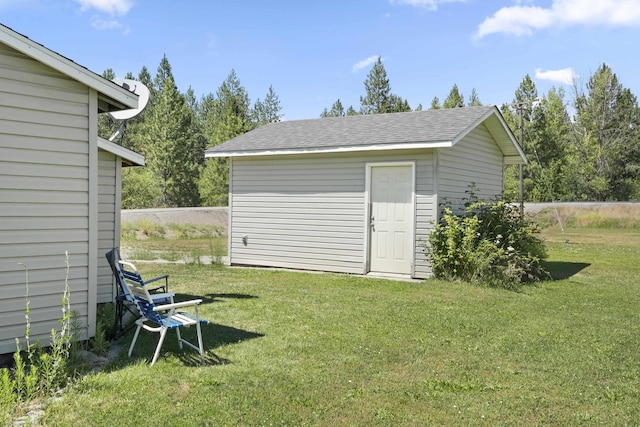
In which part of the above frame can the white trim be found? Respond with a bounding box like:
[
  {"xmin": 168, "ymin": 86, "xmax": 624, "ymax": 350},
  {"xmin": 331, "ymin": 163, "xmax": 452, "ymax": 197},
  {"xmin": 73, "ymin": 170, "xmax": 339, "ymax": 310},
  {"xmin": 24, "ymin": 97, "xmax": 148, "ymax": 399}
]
[
  {"xmin": 228, "ymin": 158, "xmax": 234, "ymax": 265},
  {"xmin": 114, "ymin": 157, "xmax": 122, "ymax": 300},
  {"xmin": 492, "ymin": 109, "xmax": 527, "ymax": 162},
  {"xmin": 88, "ymin": 88, "xmax": 98, "ymax": 340},
  {"xmin": 0, "ymin": 24, "xmax": 138, "ymax": 110},
  {"xmin": 365, "ymin": 161, "xmax": 416, "ymax": 277},
  {"xmin": 363, "ymin": 166, "xmax": 372, "ymax": 274},
  {"xmin": 206, "ymin": 140, "xmax": 453, "ymax": 158},
  {"xmin": 97, "ymin": 137, "xmax": 145, "ymax": 166},
  {"xmin": 504, "ymin": 156, "xmax": 525, "ymax": 165},
  {"xmin": 433, "ymin": 150, "xmax": 440, "ymax": 223}
]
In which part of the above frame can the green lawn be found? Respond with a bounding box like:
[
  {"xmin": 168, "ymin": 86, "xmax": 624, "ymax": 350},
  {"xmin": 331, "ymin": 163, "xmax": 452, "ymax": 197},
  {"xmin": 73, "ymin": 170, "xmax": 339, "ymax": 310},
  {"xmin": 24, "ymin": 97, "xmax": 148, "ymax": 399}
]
[{"xmin": 41, "ymin": 227, "xmax": 640, "ymax": 425}]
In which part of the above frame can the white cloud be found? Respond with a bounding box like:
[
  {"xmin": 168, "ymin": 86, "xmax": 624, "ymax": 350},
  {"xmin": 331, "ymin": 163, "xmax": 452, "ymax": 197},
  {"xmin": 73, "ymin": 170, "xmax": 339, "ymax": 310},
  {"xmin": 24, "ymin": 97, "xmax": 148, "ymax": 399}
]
[
  {"xmin": 391, "ymin": 0, "xmax": 468, "ymax": 10},
  {"xmin": 90, "ymin": 16, "xmax": 130, "ymax": 33},
  {"xmin": 352, "ymin": 55, "xmax": 380, "ymax": 73},
  {"xmin": 535, "ymin": 67, "xmax": 578, "ymax": 85},
  {"xmin": 475, "ymin": 0, "xmax": 640, "ymax": 39},
  {"xmin": 74, "ymin": 0, "xmax": 132, "ymax": 15}
]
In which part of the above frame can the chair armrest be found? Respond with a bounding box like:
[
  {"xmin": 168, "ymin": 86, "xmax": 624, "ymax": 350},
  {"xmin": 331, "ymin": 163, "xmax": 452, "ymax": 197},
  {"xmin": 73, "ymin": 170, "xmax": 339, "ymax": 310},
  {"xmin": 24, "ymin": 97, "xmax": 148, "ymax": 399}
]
[
  {"xmin": 150, "ymin": 292, "xmax": 175, "ymax": 301},
  {"xmin": 145, "ymin": 274, "xmax": 169, "ymax": 285},
  {"xmin": 144, "ymin": 274, "xmax": 170, "ymax": 292},
  {"xmin": 154, "ymin": 299, "xmax": 202, "ymax": 312}
]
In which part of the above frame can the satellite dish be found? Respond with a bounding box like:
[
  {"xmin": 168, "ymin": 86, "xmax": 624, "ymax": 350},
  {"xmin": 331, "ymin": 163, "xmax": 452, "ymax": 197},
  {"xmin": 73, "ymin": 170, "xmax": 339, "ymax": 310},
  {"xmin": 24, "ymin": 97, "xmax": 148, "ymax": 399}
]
[
  {"xmin": 107, "ymin": 78, "xmax": 150, "ymax": 121},
  {"xmin": 107, "ymin": 79, "xmax": 150, "ymax": 142}
]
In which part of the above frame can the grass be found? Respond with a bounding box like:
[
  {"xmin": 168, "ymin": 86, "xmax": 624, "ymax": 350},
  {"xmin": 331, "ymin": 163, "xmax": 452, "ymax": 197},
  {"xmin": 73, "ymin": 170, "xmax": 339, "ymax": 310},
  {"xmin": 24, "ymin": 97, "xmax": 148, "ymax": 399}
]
[
  {"xmin": 121, "ymin": 221, "xmax": 227, "ymax": 263},
  {"xmin": 533, "ymin": 204, "xmax": 640, "ymax": 229},
  {"xmin": 37, "ymin": 224, "xmax": 640, "ymax": 425}
]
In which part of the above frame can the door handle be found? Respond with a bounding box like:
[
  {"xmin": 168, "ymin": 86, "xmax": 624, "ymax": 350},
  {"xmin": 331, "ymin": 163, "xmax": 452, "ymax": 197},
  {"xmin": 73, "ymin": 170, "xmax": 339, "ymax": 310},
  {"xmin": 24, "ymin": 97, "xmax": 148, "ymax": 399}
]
[{"xmin": 370, "ymin": 216, "xmax": 375, "ymax": 231}]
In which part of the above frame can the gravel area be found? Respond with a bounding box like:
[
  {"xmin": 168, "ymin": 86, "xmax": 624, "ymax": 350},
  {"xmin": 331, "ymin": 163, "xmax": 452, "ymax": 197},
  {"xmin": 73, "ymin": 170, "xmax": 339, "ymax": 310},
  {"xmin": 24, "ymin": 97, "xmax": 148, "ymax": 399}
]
[{"xmin": 122, "ymin": 207, "xmax": 228, "ymax": 233}]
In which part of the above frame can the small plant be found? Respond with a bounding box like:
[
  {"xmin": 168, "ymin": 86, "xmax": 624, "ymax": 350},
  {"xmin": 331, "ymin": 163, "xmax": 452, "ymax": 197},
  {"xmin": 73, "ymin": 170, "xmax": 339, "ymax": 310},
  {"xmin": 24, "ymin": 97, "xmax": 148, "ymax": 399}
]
[
  {"xmin": 0, "ymin": 252, "xmax": 81, "ymax": 422},
  {"xmin": 210, "ymin": 234, "xmax": 226, "ymax": 266},
  {"xmin": 92, "ymin": 303, "xmax": 116, "ymax": 345},
  {"xmin": 426, "ymin": 193, "xmax": 548, "ymax": 289}
]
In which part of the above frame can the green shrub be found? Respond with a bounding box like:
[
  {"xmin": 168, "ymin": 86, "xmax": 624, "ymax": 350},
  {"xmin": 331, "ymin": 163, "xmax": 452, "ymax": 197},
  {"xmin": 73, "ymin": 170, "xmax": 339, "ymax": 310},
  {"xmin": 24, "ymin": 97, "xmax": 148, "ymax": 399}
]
[{"xmin": 426, "ymin": 199, "xmax": 548, "ymax": 290}]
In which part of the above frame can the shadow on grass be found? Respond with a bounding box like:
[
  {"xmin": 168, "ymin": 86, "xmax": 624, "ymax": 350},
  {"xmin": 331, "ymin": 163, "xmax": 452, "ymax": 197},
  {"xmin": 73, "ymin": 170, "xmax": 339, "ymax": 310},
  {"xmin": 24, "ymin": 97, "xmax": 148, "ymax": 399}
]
[
  {"xmin": 110, "ymin": 292, "xmax": 264, "ymax": 368},
  {"xmin": 542, "ymin": 261, "xmax": 591, "ymax": 280},
  {"xmin": 176, "ymin": 322, "xmax": 265, "ymax": 367},
  {"xmin": 111, "ymin": 322, "xmax": 264, "ymax": 368},
  {"xmin": 172, "ymin": 292, "xmax": 258, "ymax": 305}
]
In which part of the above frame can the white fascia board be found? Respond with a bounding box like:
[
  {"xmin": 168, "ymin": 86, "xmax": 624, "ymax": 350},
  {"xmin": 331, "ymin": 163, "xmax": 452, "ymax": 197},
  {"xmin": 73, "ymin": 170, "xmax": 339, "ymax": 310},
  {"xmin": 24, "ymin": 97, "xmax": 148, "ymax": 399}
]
[
  {"xmin": 504, "ymin": 155, "xmax": 527, "ymax": 165},
  {"xmin": 205, "ymin": 140, "xmax": 453, "ymax": 158},
  {"xmin": 491, "ymin": 109, "xmax": 526, "ymax": 161},
  {"xmin": 98, "ymin": 137, "xmax": 145, "ymax": 166},
  {"xmin": 0, "ymin": 25, "xmax": 138, "ymax": 110},
  {"xmin": 449, "ymin": 107, "xmax": 527, "ymax": 164}
]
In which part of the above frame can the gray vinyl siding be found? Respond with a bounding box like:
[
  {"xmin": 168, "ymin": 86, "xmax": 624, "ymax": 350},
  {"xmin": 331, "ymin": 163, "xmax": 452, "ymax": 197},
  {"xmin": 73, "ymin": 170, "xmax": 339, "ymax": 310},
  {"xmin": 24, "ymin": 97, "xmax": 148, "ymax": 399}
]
[
  {"xmin": 414, "ymin": 154, "xmax": 436, "ymax": 279},
  {"xmin": 437, "ymin": 125, "xmax": 504, "ymax": 213},
  {"xmin": 97, "ymin": 150, "xmax": 117, "ymax": 304},
  {"xmin": 229, "ymin": 149, "xmax": 435, "ymax": 278},
  {"xmin": 0, "ymin": 42, "xmax": 90, "ymax": 354}
]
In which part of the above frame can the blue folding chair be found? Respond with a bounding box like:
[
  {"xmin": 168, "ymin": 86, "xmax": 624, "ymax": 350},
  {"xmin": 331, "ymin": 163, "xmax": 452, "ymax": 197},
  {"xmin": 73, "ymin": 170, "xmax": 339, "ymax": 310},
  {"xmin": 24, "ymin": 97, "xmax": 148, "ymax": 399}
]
[
  {"xmin": 119, "ymin": 260, "xmax": 208, "ymax": 366},
  {"xmin": 105, "ymin": 248, "xmax": 174, "ymax": 338}
]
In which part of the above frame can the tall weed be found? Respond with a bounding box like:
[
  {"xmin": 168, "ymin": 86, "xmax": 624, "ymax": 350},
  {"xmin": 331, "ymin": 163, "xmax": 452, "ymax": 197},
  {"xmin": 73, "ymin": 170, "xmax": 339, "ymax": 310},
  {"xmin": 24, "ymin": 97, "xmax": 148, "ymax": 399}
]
[{"xmin": 0, "ymin": 252, "xmax": 82, "ymax": 421}]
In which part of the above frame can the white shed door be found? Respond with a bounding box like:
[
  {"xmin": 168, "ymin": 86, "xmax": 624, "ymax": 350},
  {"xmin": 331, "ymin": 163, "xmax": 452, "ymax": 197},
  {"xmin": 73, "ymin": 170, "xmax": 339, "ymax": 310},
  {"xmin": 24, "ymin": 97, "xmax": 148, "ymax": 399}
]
[{"xmin": 369, "ymin": 165, "xmax": 413, "ymax": 275}]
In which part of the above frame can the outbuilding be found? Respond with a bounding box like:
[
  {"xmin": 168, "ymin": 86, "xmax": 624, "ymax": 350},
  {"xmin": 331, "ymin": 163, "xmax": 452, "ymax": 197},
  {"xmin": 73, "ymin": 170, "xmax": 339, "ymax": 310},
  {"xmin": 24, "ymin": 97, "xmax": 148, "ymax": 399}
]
[
  {"xmin": 0, "ymin": 24, "xmax": 143, "ymax": 354},
  {"xmin": 205, "ymin": 106, "xmax": 525, "ymax": 279}
]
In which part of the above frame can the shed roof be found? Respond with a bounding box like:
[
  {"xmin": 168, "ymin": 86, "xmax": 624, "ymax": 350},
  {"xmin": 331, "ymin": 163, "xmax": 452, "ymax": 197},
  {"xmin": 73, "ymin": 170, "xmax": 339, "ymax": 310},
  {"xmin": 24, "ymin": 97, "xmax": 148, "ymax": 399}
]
[
  {"xmin": 205, "ymin": 105, "xmax": 526, "ymax": 164},
  {"xmin": 0, "ymin": 23, "xmax": 138, "ymax": 113}
]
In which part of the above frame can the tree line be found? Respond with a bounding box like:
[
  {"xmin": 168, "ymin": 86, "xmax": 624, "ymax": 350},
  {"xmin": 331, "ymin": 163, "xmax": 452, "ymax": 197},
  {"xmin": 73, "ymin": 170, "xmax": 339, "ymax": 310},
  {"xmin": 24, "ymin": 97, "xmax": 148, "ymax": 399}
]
[
  {"xmin": 98, "ymin": 55, "xmax": 281, "ymax": 208},
  {"xmin": 322, "ymin": 57, "xmax": 640, "ymax": 202},
  {"xmin": 100, "ymin": 55, "xmax": 640, "ymax": 209}
]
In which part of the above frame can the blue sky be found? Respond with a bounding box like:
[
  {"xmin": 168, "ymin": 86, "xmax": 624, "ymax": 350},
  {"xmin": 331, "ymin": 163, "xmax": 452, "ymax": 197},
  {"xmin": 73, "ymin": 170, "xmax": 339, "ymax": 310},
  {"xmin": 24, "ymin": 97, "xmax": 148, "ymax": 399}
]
[{"xmin": 2, "ymin": 0, "xmax": 640, "ymax": 120}]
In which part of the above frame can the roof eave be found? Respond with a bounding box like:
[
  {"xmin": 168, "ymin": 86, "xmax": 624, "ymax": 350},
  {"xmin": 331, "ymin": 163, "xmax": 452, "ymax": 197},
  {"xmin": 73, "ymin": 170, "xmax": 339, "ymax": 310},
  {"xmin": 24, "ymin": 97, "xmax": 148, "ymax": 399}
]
[
  {"xmin": 0, "ymin": 24, "xmax": 138, "ymax": 111},
  {"xmin": 205, "ymin": 140, "xmax": 454, "ymax": 158},
  {"xmin": 98, "ymin": 137, "xmax": 145, "ymax": 167},
  {"xmin": 485, "ymin": 108, "xmax": 527, "ymax": 164}
]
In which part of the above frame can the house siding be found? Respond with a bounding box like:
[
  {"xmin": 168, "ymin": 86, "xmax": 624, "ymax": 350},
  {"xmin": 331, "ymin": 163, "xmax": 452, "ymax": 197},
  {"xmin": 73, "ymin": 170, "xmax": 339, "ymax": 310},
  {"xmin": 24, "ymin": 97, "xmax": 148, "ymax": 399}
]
[
  {"xmin": 97, "ymin": 150, "xmax": 118, "ymax": 304},
  {"xmin": 0, "ymin": 42, "xmax": 91, "ymax": 354},
  {"xmin": 229, "ymin": 149, "xmax": 435, "ymax": 278},
  {"xmin": 437, "ymin": 125, "xmax": 504, "ymax": 213}
]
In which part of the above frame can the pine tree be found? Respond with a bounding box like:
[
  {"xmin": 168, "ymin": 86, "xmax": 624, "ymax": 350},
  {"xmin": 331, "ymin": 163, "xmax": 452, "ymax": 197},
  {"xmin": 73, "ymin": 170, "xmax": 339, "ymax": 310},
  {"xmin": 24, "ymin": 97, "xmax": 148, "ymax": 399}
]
[
  {"xmin": 142, "ymin": 60, "xmax": 202, "ymax": 207},
  {"xmin": 346, "ymin": 105, "xmax": 359, "ymax": 116},
  {"xmin": 429, "ymin": 97, "xmax": 441, "ymax": 110},
  {"xmin": 573, "ymin": 63, "xmax": 640, "ymax": 200},
  {"xmin": 254, "ymin": 85, "xmax": 283, "ymax": 125},
  {"xmin": 360, "ymin": 56, "xmax": 392, "ymax": 114},
  {"xmin": 527, "ymin": 87, "xmax": 572, "ymax": 201},
  {"xmin": 321, "ymin": 99, "xmax": 346, "ymax": 117},
  {"xmin": 390, "ymin": 94, "xmax": 411, "ymax": 112},
  {"xmin": 198, "ymin": 70, "xmax": 253, "ymax": 206},
  {"xmin": 468, "ymin": 88, "xmax": 482, "ymax": 106},
  {"xmin": 443, "ymin": 84, "xmax": 464, "ymax": 108}
]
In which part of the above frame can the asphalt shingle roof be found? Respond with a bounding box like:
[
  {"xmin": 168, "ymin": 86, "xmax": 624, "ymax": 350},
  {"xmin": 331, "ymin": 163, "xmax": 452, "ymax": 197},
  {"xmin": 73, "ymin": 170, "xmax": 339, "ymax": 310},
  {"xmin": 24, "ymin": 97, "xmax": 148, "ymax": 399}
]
[{"xmin": 206, "ymin": 105, "xmax": 509, "ymax": 156}]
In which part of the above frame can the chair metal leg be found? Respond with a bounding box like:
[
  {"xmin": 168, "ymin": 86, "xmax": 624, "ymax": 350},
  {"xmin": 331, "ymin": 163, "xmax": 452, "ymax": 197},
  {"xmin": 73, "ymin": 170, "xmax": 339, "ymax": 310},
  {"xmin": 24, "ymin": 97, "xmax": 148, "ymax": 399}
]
[
  {"xmin": 151, "ymin": 328, "xmax": 168, "ymax": 366},
  {"xmin": 128, "ymin": 323, "xmax": 142, "ymax": 357},
  {"xmin": 176, "ymin": 327, "xmax": 183, "ymax": 350},
  {"xmin": 114, "ymin": 299, "xmax": 122, "ymax": 338},
  {"xmin": 196, "ymin": 320, "xmax": 204, "ymax": 366}
]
